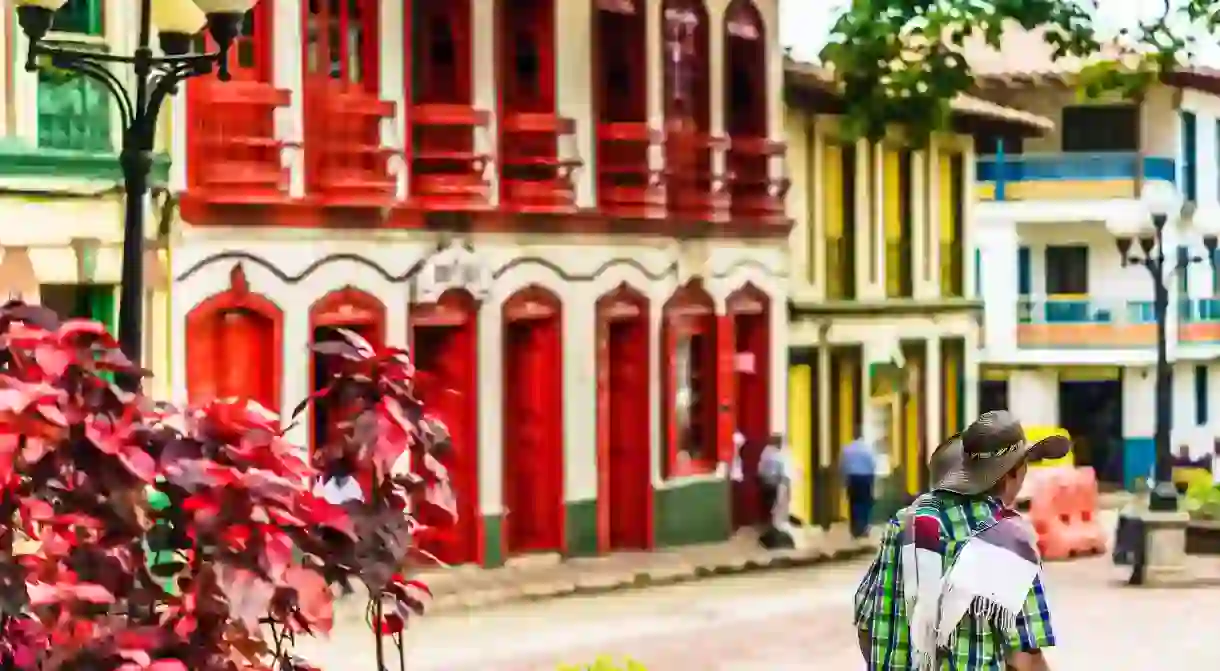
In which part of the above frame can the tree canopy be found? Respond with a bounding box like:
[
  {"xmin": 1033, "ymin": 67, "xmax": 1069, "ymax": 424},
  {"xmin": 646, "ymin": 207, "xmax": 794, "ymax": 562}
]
[{"xmin": 819, "ymin": 0, "xmax": 1220, "ymax": 141}]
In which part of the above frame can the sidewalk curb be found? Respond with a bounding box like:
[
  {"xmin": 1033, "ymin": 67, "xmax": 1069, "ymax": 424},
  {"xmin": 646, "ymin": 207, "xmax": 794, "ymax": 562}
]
[{"xmin": 426, "ymin": 543, "xmax": 875, "ymax": 615}]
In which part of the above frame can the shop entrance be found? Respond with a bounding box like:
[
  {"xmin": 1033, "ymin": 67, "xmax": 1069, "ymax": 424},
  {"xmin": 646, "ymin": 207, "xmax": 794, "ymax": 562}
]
[
  {"xmin": 411, "ymin": 290, "xmax": 480, "ymax": 565},
  {"xmin": 502, "ymin": 286, "xmax": 565, "ymax": 555}
]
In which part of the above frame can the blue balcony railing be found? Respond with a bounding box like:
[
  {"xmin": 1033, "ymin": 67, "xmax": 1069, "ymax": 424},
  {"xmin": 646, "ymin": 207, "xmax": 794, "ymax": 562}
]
[
  {"xmin": 977, "ymin": 153, "xmax": 1176, "ymax": 201},
  {"xmin": 1017, "ymin": 296, "xmax": 1155, "ymax": 325}
]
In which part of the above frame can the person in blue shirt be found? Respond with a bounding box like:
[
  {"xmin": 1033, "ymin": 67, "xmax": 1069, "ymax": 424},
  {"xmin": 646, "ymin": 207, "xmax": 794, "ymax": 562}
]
[{"xmin": 840, "ymin": 427, "xmax": 878, "ymax": 539}]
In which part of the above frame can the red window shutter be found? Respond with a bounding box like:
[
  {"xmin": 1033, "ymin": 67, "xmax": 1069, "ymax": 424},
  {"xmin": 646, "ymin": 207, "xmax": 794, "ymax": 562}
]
[
  {"xmin": 660, "ymin": 317, "xmax": 678, "ymax": 478},
  {"xmin": 715, "ymin": 315, "xmax": 736, "ymax": 464}
]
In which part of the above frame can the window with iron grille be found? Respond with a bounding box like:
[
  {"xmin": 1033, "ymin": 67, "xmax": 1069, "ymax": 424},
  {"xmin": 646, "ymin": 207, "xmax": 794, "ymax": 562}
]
[
  {"xmin": 51, "ymin": 0, "xmax": 103, "ymax": 36},
  {"xmin": 37, "ymin": 67, "xmax": 112, "ymax": 152}
]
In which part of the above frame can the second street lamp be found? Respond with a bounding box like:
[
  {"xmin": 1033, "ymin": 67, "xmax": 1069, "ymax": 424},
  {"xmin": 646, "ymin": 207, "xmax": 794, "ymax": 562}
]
[
  {"xmin": 1109, "ymin": 181, "xmax": 1218, "ymax": 513},
  {"xmin": 11, "ymin": 0, "xmax": 261, "ymax": 390}
]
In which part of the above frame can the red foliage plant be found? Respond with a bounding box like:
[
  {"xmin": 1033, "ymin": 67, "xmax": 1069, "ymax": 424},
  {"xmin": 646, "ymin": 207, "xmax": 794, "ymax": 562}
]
[{"xmin": 0, "ymin": 303, "xmax": 454, "ymax": 671}]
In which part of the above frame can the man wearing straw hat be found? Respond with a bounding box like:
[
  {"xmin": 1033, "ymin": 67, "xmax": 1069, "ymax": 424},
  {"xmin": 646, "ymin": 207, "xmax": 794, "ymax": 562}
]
[{"xmin": 854, "ymin": 410, "xmax": 1069, "ymax": 671}]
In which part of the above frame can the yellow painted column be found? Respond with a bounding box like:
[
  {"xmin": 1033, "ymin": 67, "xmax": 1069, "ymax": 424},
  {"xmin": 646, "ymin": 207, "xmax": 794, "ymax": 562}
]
[
  {"xmin": 903, "ymin": 344, "xmax": 925, "ymax": 496},
  {"xmin": 823, "ymin": 142, "xmax": 845, "ymax": 299},
  {"xmin": 941, "ymin": 339, "xmax": 964, "ymax": 437},
  {"xmin": 834, "ymin": 349, "xmax": 860, "ymax": 520},
  {"xmin": 788, "ymin": 364, "xmax": 813, "ymax": 523},
  {"xmin": 938, "ymin": 152, "xmax": 957, "ymax": 297},
  {"xmin": 883, "ymin": 147, "xmax": 902, "ymax": 297}
]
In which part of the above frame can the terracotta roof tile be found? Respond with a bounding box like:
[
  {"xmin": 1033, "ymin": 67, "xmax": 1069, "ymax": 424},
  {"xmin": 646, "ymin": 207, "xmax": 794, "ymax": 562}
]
[{"xmin": 784, "ymin": 59, "xmax": 1054, "ymax": 133}]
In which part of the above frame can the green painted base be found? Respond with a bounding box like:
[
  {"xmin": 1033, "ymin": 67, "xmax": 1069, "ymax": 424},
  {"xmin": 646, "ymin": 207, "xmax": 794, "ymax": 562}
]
[
  {"xmin": 654, "ymin": 479, "xmax": 731, "ymax": 547},
  {"xmin": 566, "ymin": 499, "xmax": 599, "ymax": 557},
  {"xmin": 482, "ymin": 514, "xmax": 504, "ymax": 568},
  {"xmin": 477, "ymin": 484, "xmax": 731, "ymax": 567}
]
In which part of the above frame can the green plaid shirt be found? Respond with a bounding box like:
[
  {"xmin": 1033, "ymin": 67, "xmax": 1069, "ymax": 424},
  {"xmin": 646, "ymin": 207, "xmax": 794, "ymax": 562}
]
[{"xmin": 853, "ymin": 491, "xmax": 1056, "ymax": 670}]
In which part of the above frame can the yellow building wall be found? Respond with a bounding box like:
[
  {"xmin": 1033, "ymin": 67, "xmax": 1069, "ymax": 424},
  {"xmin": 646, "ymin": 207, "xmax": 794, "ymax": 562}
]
[{"xmin": 788, "ymin": 364, "xmax": 813, "ymax": 522}]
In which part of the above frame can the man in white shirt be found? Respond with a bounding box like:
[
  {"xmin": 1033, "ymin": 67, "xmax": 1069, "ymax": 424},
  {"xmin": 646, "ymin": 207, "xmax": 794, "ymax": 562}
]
[{"xmin": 757, "ymin": 433, "xmax": 796, "ymax": 548}]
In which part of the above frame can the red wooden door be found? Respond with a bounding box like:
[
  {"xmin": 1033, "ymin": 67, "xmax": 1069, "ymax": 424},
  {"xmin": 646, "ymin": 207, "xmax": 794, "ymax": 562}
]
[
  {"xmin": 728, "ymin": 290, "xmax": 771, "ymax": 529},
  {"xmin": 411, "ymin": 315, "xmax": 479, "ymax": 565},
  {"xmin": 607, "ymin": 318, "xmax": 650, "ymax": 549},
  {"xmin": 503, "ymin": 313, "xmax": 563, "ymax": 555}
]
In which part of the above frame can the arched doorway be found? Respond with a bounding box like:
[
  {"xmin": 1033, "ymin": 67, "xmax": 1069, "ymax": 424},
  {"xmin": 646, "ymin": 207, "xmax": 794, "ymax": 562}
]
[
  {"xmin": 502, "ymin": 285, "xmax": 565, "ymax": 556},
  {"xmin": 728, "ymin": 283, "xmax": 771, "ymax": 529},
  {"xmin": 410, "ymin": 289, "xmax": 481, "ymax": 565},
  {"xmin": 308, "ymin": 287, "xmax": 386, "ymax": 457},
  {"xmin": 660, "ymin": 280, "xmax": 719, "ymax": 477},
  {"xmin": 595, "ymin": 283, "xmax": 652, "ymax": 552},
  {"xmin": 185, "ymin": 265, "xmax": 283, "ymax": 412}
]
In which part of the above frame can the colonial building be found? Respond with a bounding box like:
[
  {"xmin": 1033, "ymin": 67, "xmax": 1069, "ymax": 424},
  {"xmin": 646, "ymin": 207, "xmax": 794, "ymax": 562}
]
[
  {"xmin": 0, "ymin": 0, "xmax": 172, "ymax": 395},
  {"xmin": 783, "ymin": 61, "xmax": 1051, "ymax": 525},
  {"xmin": 967, "ymin": 30, "xmax": 1220, "ymax": 490},
  {"xmin": 169, "ymin": 0, "xmax": 789, "ymax": 566}
]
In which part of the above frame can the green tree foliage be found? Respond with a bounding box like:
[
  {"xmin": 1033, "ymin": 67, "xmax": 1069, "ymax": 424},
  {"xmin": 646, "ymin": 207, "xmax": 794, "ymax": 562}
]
[{"xmin": 820, "ymin": 0, "xmax": 1220, "ymax": 142}]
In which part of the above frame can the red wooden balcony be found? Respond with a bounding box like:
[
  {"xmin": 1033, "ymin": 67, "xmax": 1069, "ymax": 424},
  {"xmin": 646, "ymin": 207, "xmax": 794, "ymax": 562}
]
[
  {"xmin": 665, "ymin": 121, "xmax": 730, "ymax": 222},
  {"xmin": 186, "ymin": 80, "xmax": 293, "ymax": 204},
  {"xmin": 304, "ymin": 82, "xmax": 399, "ymax": 207},
  {"xmin": 728, "ymin": 136, "xmax": 789, "ymax": 222},
  {"xmin": 500, "ymin": 112, "xmax": 580, "ymax": 214},
  {"xmin": 410, "ymin": 103, "xmax": 493, "ymax": 211},
  {"xmin": 596, "ymin": 122, "xmax": 665, "ymax": 219}
]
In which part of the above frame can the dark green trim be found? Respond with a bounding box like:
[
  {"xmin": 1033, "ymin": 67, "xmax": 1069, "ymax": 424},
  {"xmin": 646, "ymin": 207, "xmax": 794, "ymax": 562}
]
[
  {"xmin": 482, "ymin": 514, "xmax": 504, "ymax": 568},
  {"xmin": 565, "ymin": 499, "xmax": 599, "ymax": 558},
  {"xmin": 0, "ymin": 138, "xmax": 169, "ymax": 185},
  {"xmin": 789, "ymin": 297, "xmax": 983, "ymax": 317},
  {"xmin": 654, "ymin": 479, "xmax": 730, "ymax": 547}
]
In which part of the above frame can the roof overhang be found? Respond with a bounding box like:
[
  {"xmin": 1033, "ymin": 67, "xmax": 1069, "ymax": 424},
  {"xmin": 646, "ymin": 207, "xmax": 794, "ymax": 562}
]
[{"xmin": 783, "ymin": 59, "xmax": 1054, "ymax": 137}]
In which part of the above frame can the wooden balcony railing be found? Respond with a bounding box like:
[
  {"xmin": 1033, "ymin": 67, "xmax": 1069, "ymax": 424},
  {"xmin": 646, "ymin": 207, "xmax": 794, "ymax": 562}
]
[
  {"xmin": 187, "ymin": 79, "xmax": 293, "ymax": 203},
  {"xmin": 304, "ymin": 82, "xmax": 399, "ymax": 206},
  {"xmin": 411, "ymin": 103, "xmax": 493, "ymax": 211},
  {"xmin": 727, "ymin": 136, "xmax": 788, "ymax": 222},
  {"xmin": 596, "ymin": 122, "xmax": 665, "ymax": 219},
  {"xmin": 500, "ymin": 112, "xmax": 580, "ymax": 214},
  {"xmin": 665, "ymin": 121, "xmax": 730, "ymax": 222}
]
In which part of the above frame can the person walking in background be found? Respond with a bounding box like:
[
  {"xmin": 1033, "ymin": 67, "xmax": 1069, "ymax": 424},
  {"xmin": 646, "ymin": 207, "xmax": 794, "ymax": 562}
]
[
  {"xmin": 757, "ymin": 433, "xmax": 796, "ymax": 549},
  {"xmin": 841, "ymin": 429, "xmax": 878, "ymax": 539}
]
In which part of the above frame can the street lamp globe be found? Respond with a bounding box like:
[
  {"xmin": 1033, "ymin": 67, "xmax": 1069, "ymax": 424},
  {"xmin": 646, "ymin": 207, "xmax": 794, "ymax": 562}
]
[
  {"xmin": 11, "ymin": 0, "xmax": 68, "ymax": 44},
  {"xmin": 1141, "ymin": 180, "xmax": 1181, "ymax": 227},
  {"xmin": 11, "ymin": 0, "xmax": 67, "ymax": 9},
  {"xmin": 153, "ymin": 0, "xmax": 207, "ymax": 55},
  {"xmin": 191, "ymin": 0, "xmax": 260, "ymax": 65}
]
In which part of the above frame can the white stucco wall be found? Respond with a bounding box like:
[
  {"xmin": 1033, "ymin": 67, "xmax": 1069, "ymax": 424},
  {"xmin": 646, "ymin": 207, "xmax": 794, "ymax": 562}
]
[
  {"xmin": 170, "ymin": 231, "xmax": 788, "ymax": 518},
  {"xmin": 1006, "ymin": 363, "xmax": 1220, "ymax": 457}
]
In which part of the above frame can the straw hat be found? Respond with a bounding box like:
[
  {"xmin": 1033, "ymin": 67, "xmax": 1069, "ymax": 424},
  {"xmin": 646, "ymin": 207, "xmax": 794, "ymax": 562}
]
[{"xmin": 934, "ymin": 410, "xmax": 1070, "ymax": 495}]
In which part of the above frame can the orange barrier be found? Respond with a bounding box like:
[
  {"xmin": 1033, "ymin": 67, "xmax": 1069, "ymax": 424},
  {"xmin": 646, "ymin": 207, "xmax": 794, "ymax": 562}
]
[
  {"xmin": 1028, "ymin": 469, "xmax": 1074, "ymax": 561},
  {"xmin": 1026, "ymin": 467, "xmax": 1106, "ymax": 561},
  {"xmin": 1069, "ymin": 467, "xmax": 1107, "ymax": 554}
]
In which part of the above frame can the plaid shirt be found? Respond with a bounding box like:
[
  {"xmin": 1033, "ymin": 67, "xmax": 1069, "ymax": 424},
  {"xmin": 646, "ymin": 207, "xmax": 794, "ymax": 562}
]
[{"xmin": 853, "ymin": 491, "xmax": 1056, "ymax": 670}]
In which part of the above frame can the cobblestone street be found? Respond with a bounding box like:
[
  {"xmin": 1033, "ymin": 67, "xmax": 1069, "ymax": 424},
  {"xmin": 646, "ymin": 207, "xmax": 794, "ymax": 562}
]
[{"xmin": 295, "ymin": 550, "xmax": 1220, "ymax": 670}]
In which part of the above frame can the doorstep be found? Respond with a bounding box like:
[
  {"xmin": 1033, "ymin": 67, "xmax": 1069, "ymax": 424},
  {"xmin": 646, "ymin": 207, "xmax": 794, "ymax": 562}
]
[{"xmin": 395, "ymin": 523, "xmax": 878, "ymax": 616}]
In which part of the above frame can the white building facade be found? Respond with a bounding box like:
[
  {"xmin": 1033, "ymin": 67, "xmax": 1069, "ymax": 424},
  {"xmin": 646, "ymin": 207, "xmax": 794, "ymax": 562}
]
[
  {"xmin": 972, "ymin": 68, "xmax": 1220, "ymax": 490},
  {"xmin": 167, "ymin": 0, "xmax": 791, "ymax": 566}
]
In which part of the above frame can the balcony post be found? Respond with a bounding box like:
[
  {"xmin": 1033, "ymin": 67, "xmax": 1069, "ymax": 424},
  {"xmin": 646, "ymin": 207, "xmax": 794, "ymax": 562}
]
[
  {"xmin": 274, "ymin": 0, "xmax": 305, "ymax": 198},
  {"xmin": 994, "ymin": 136, "xmax": 1006, "ymax": 201},
  {"xmin": 379, "ymin": 0, "xmax": 407, "ymax": 200}
]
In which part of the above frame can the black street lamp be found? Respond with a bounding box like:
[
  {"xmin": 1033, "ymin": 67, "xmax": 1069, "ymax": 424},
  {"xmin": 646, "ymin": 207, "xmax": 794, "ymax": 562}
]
[
  {"xmin": 1113, "ymin": 182, "xmax": 1216, "ymax": 513},
  {"xmin": 12, "ymin": 0, "xmax": 260, "ymax": 390}
]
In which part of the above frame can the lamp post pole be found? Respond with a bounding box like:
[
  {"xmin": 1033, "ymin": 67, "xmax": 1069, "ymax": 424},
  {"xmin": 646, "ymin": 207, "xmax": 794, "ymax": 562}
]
[
  {"xmin": 1146, "ymin": 214, "xmax": 1176, "ymax": 513},
  {"xmin": 14, "ymin": 0, "xmax": 255, "ymax": 391},
  {"xmin": 1117, "ymin": 214, "xmax": 1219, "ymax": 512}
]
